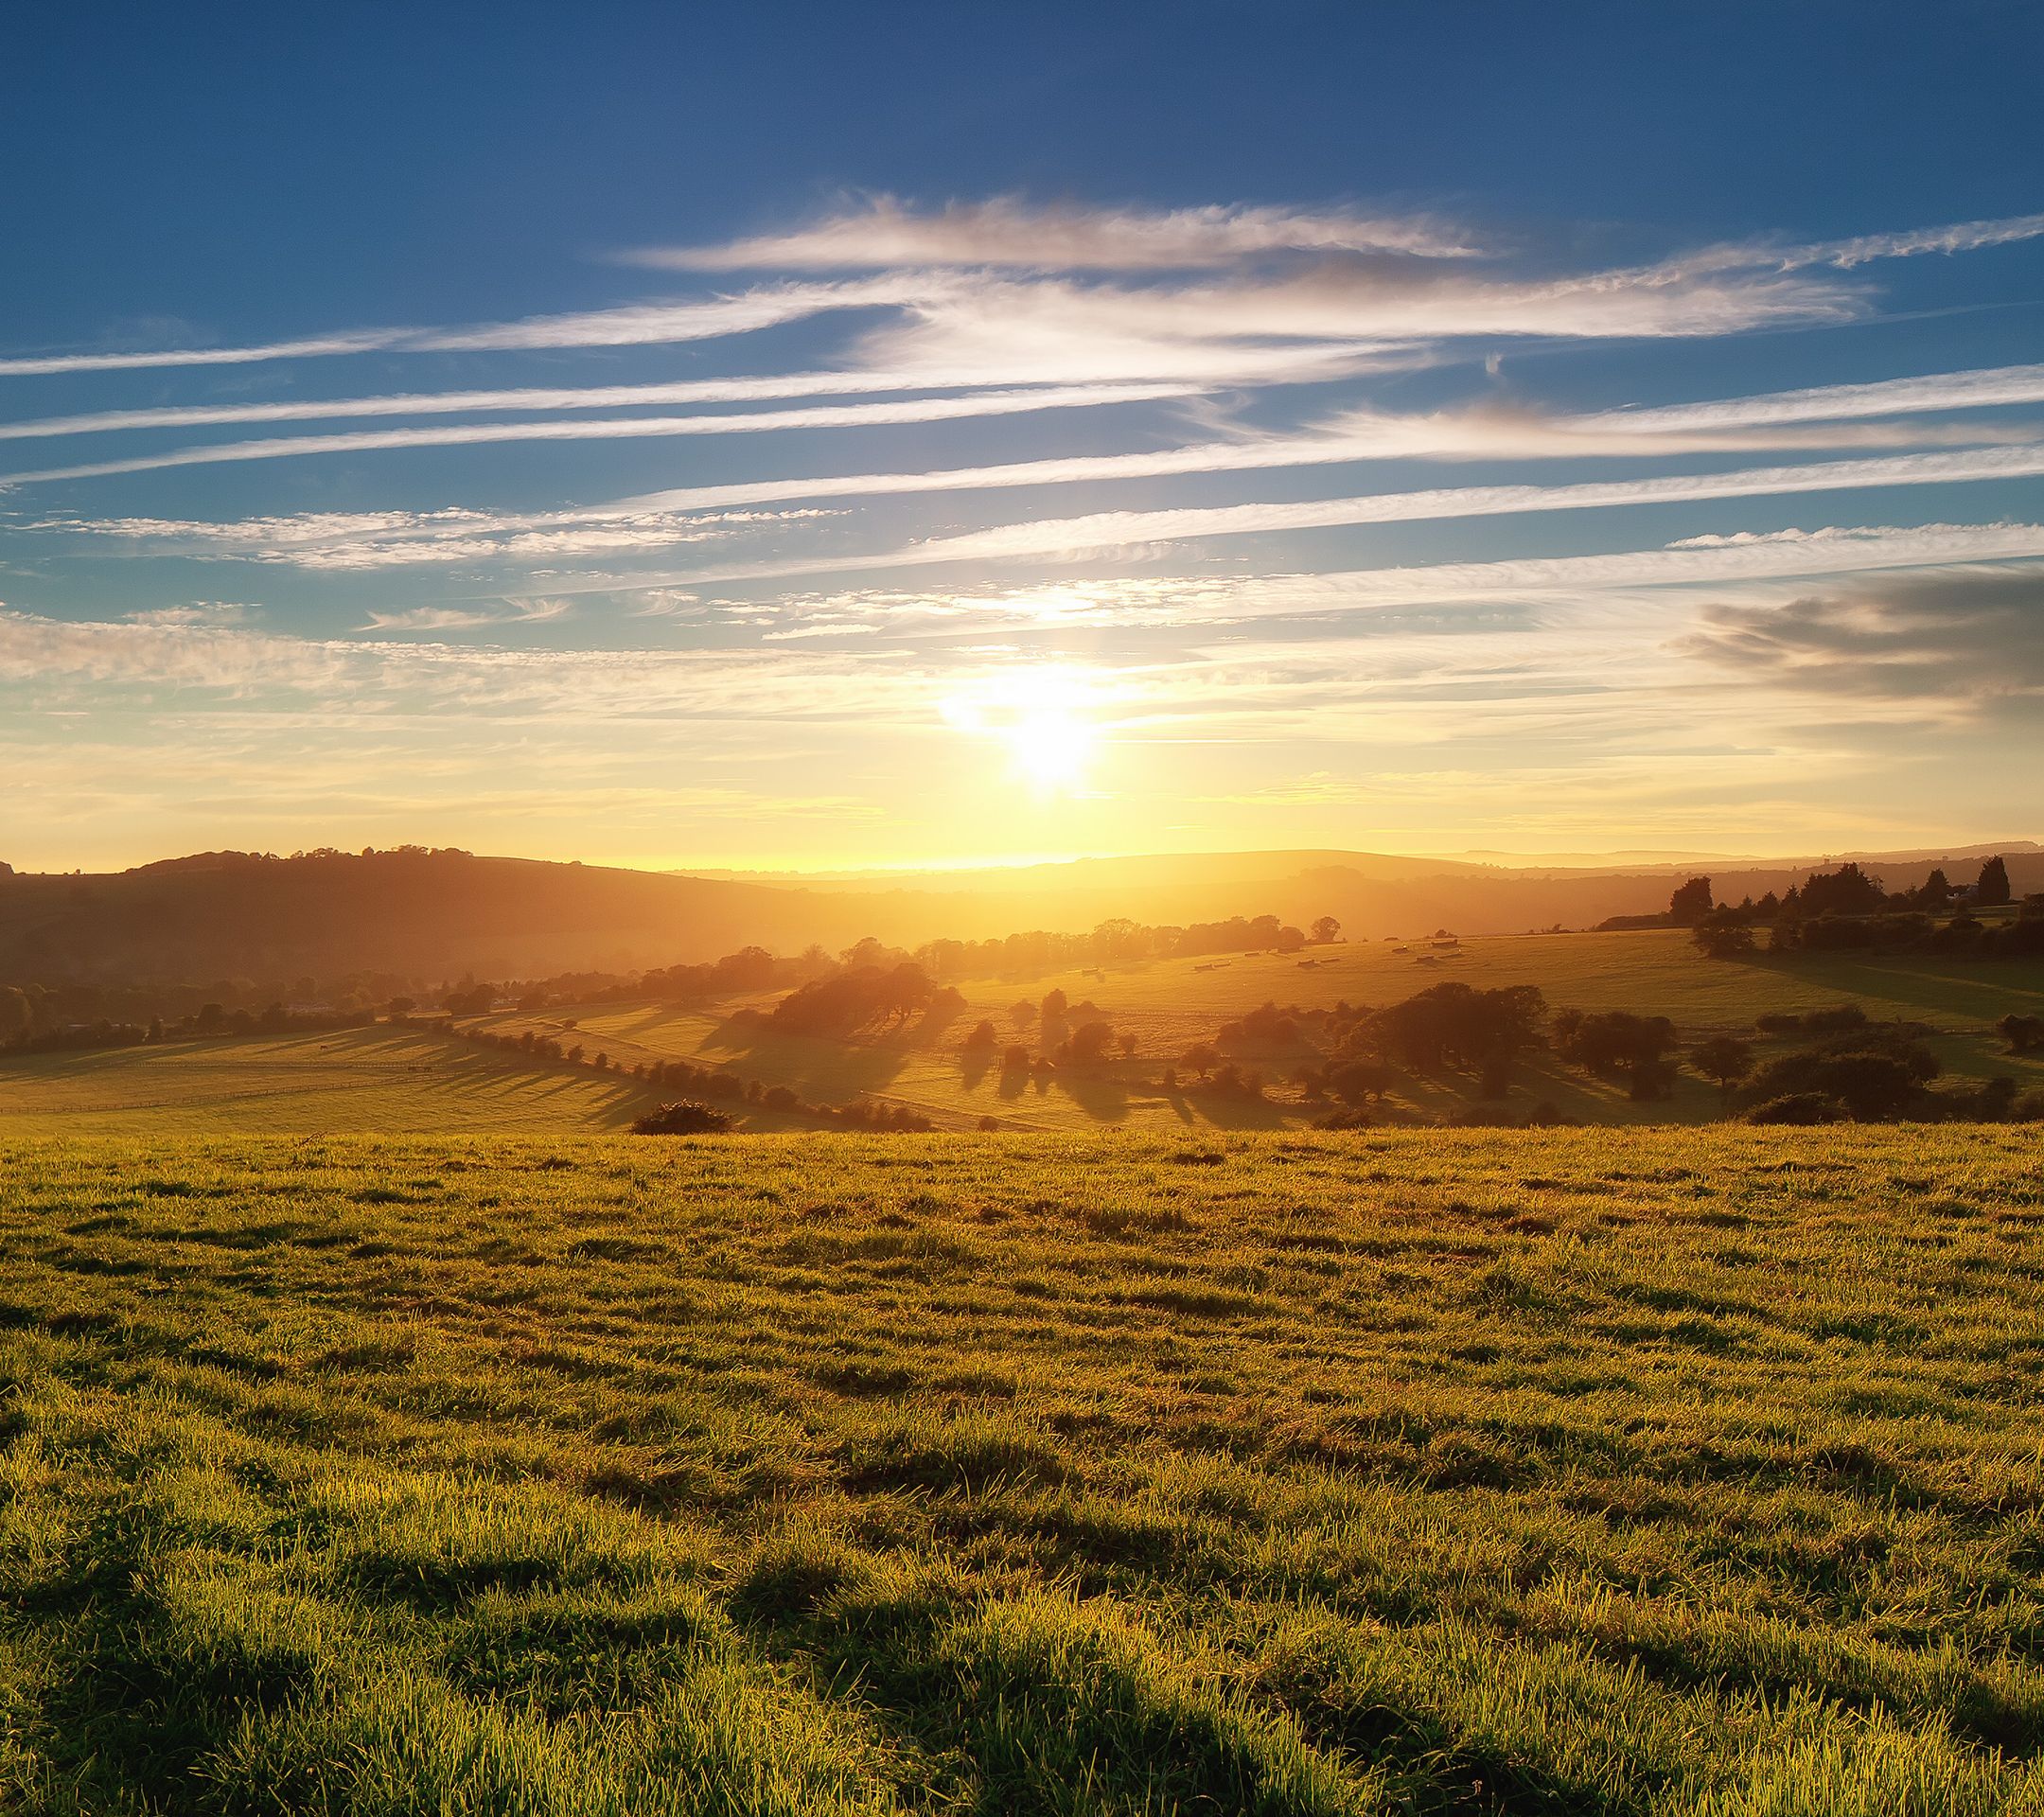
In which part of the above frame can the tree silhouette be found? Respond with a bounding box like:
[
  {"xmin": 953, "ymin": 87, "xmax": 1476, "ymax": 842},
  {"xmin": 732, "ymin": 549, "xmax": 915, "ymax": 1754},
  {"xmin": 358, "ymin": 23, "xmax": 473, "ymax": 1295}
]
[
  {"xmin": 1668, "ymin": 876, "xmax": 1714, "ymax": 925},
  {"xmin": 1977, "ymin": 855, "xmax": 2013, "ymax": 908},
  {"xmin": 1691, "ymin": 1035, "xmax": 1755, "ymax": 1100}
]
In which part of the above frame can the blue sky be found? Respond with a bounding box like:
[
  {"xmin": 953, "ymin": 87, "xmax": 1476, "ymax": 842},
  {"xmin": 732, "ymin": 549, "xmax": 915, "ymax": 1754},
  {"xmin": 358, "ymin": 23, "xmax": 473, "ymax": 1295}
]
[{"xmin": 6, "ymin": 2, "xmax": 2043, "ymax": 871}]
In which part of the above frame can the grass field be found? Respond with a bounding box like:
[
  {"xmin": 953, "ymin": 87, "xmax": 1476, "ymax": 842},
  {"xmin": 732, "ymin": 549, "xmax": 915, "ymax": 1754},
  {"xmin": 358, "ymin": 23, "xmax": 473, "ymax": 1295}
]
[
  {"xmin": 7, "ymin": 931, "xmax": 2042, "ymax": 1140},
  {"xmin": 4, "ymin": 1127, "xmax": 2043, "ymax": 1812},
  {"xmin": 469, "ymin": 930, "xmax": 2044, "ymax": 1134},
  {"xmin": 0, "ymin": 1027, "xmax": 660, "ymax": 1138}
]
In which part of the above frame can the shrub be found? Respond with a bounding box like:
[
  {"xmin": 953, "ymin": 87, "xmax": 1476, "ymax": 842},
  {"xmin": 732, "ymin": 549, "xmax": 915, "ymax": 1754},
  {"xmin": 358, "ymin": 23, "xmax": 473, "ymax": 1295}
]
[
  {"xmin": 629, "ymin": 1101, "xmax": 734, "ymax": 1135},
  {"xmin": 1746, "ymin": 1092, "xmax": 1841, "ymax": 1125}
]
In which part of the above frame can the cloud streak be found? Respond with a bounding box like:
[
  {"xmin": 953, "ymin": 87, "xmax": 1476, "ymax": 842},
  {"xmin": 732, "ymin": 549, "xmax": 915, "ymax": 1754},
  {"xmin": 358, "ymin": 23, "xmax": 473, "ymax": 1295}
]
[
  {"xmin": 626, "ymin": 196, "xmax": 1483, "ymax": 270},
  {"xmin": 0, "ymin": 381, "xmax": 1200, "ymax": 485},
  {"xmin": 643, "ymin": 445, "xmax": 2044, "ymax": 584}
]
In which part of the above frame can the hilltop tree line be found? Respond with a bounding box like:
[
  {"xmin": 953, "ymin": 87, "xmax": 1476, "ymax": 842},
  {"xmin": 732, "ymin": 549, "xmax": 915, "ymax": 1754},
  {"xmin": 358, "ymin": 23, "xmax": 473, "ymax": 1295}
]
[{"xmin": 1663, "ymin": 857, "xmax": 2043, "ymax": 961}]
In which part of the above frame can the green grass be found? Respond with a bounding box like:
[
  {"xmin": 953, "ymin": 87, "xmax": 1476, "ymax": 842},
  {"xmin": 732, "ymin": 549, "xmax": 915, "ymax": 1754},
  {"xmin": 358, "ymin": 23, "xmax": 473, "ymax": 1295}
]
[{"xmin": 4, "ymin": 1127, "xmax": 2044, "ymax": 1811}]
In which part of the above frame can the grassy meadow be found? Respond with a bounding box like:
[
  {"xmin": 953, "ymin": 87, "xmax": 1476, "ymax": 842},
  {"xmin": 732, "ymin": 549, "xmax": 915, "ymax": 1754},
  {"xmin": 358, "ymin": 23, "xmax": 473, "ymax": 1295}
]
[
  {"xmin": 0, "ymin": 1026, "xmax": 660, "ymax": 1139},
  {"xmin": 4, "ymin": 1126, "xmax": 2044, "ymax": 1812},
  {"xmin": 467, "ymin": 929, "xmax": 2044, "ymax": 1134}
]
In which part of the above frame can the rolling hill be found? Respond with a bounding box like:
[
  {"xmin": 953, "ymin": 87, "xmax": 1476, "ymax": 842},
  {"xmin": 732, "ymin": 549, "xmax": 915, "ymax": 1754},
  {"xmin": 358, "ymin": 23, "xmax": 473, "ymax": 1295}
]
[{"xmin": 3, "ymin": 840, "xmax": 2036, "ymax": 989}]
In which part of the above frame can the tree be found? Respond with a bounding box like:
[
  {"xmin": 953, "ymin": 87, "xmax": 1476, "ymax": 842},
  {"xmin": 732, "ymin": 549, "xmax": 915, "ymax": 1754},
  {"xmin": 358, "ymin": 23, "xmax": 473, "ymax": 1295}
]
[
  {"xmin": 1977, "ymin": 855, "xmax": 2013, "ymax": 908},
  {"xmin": 1916, "ymin": 868, "xmax": 1952, "ymax": 909},
  {"xmin": 1690, "ymin": 1035, "xmax": 1755, "ymax": 1100},
  {"xmin": 1555, "ymin": 1009, "xmax": 1678, "ymax": 1095},
  {"xmin": 1371, "ymin": 981, "xmax": 1546, "ymax": 1071},
  {"xmin": 1326, "ymin": 1058, "xmax": 1395, "ymax": 1106},
  {"xmin": 1065, "ymin": 1020, "xmax": 1115, "ymax": 1064},
  {"xmin": 1669, "ymin": 876, "xmax": 1715, "ymax": 926},
  {"xmin": 1118, "ymin": 1032, "xmax": 1139, "ymax": 1058},
  {"xmin": 1692, "ymin": 909, "xmax": 1756, "ymax": 959},
  {"xmin": 1180, "ymin": 1041, "xmax": 1220, "ymax": 1079},
  {"xmin": 1995, "ymin": 1014, "xmax": 2044, "ymax": 1054},
  {"xmin": 1799, "ymin": 863, "xmax": 1885, "ymax": 919},
  {"xmin": 0, "ymin": 986, "xmax": 30, "ymax": 1047},
  {"xmin": 1740, "ymin": 1036, "xmax": 1938, "ymax": 1120},
  {"xmin": 1311, "ymin": 915, "xmax": 1342, "ymax": 944},
  {"xmin": 1041, "ymin": 987, "xmax": 1068, "ymax": 1022},
  {"xmin": 962, "ymin": 1019, "xmax": 998, "ymax": 1050}
]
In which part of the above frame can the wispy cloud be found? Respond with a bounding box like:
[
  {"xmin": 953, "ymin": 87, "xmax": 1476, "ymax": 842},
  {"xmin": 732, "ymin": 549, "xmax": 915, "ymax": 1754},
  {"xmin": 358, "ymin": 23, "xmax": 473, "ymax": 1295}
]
[
  {"xmin": 358, "ymin": 597, "xmax": 574, "ymax": 634},
  {"xmin": 0, "ymin": 381, "xmax": 1199, "ymax": 486},
  {"xmin": 0, "ymin": 277, "xmax": 928, "ymax": 378},
  {"xmin": 45, "ymin": 363, "xmax": 2044, "ymax": 569},
  {"xmin": 709, "ymin": 523, "xmax": 2044, "ymax": 635},
  {"xmin": 626, "ymin": 196, "xmax": 1483, "ymax": 270},
  {"xmin": 647, "ymin": 445, "xmax": 2044, "ymax": 584}
]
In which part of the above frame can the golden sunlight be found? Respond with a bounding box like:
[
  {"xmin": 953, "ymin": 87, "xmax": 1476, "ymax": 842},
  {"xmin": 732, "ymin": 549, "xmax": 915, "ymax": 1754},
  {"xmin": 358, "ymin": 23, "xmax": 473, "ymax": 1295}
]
[{"xmin": 941, "ymin": 666, "xmax": 1103, "ymax": 794}]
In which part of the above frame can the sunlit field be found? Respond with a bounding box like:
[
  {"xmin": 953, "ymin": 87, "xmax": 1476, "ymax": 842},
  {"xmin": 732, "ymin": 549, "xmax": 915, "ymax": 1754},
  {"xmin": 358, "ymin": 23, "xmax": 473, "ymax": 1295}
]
[
  {"xmin": 0, "ymin": 1026, "xmax": 659, "ymax": 1138},
  {"xmin": 462, "ymin": 928, "xmax": 2044, "ymax": 1134},
  {"xmin": 4, "ymin": 1127, "xmax": 2042, "ymax": 1812}
]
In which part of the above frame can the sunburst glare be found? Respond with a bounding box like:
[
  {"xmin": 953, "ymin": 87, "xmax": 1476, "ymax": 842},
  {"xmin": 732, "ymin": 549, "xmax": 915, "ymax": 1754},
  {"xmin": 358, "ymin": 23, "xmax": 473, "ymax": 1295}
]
[{"xmin": 941, "ymin": 666, "xmax": 1104, "ymax": 795}]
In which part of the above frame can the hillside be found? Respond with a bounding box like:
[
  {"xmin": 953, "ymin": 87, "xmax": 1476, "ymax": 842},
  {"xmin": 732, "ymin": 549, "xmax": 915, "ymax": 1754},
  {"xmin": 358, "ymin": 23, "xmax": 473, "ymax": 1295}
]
[
  {"xmin": 4, "ymin": 841, "xmax": 2037, "ymax": 990},
  {"xmin": 3, "ymin": 1128, "xmax": 2040, "ymax": 1810},
  {"xmin": 696, "ymin": 843, "xmax": 2044, "ymax": 951}
]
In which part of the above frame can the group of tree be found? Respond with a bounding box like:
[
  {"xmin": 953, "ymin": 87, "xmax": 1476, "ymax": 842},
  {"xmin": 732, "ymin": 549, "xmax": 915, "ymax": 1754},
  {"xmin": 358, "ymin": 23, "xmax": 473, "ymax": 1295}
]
[
  {"xmin": 1552, "ymin": 1009, "xmax": 1681, "ymax": 1100},
  {"xmin": 450, "ymin": 1021, "xmax": 935, "ymax": 1130},
  {"xmin": 1678, "ymin": 858, "xmax": 2040, "ymax": 961},
  {"xmin": 752, "ymin": 962, "xmax": 967, "ymax": 1036},
  {"xmin": 0, "ymin": 988, "xmax": 376, "ymax": 1054}
]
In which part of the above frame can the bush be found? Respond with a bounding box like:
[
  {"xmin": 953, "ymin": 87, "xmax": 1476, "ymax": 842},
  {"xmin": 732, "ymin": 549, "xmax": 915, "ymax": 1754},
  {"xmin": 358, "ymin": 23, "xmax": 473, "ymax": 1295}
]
[
  {"xmin": 629, "ymin": 1101, "xmax": 735, "ymax": 1135},
  {"xmin": 1746, "ymin": 1092, "xmax": 1841, "ymax": 1125}
]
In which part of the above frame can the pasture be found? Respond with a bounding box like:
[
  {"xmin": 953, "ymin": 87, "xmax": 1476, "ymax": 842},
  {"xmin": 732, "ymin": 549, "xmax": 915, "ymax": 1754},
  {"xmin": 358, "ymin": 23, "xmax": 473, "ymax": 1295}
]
[
  {"xmin": 470, "ymin": 929, "xmax": 2044, "ymax": 1134},
  {"xmin": 2, "ymin": 1126, "xmax": 2043, "ymax": 1812},
  {"xmin": 0, "ymin": 1026, "xmax": 657, "ymax": 1138}
]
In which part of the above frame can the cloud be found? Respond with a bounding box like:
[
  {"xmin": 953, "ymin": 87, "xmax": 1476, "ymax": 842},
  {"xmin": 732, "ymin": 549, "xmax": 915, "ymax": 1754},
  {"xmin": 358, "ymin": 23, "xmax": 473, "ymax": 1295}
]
[
  {"xmin": 46, "ymin": 360, "xmax": 2043, "ymax": 570},
  {"xmin": 1583, "ymin": 362, "xmax": 2044, "ymax": 432},
  {"xmin": 707, "ymin": 523, "xmax": 2044, "ymax": 636},
  {"xmin": 357, "ymin": 598, "xmax": 573, "ymax": 634},
  {"xmin": 1740, "ymin": 211, "xmax": 2044, "ymax": 273},
  {"xmin": 1, "ymin": 381, "xmax": 1198, "ymax": 486},
  {"xmin": 651, "ymin": 444, "xmax": 2044, "ymax": 586},
  {"xmin": 1681, "ymin": 566, "xmax": 2044, "ymax": 706},
  {"xmin": 0, "ymin": 277, "xmax": 929, "ymax": 378},
  {"xmin": 627, "ymin": 196, "xmax": 1482, "ymax": 270},
  {"xmin": 121, "ymin": 600, "xmax": 257, "ymax": 627},
  {"xmin": 9, "ymin": 205, "xmax": 2035, "ymax": 393}
]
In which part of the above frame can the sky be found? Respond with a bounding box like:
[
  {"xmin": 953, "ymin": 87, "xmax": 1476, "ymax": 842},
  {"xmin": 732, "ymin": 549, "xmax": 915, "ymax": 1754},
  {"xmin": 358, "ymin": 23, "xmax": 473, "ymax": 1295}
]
[{"xmin": 6, "ymin": 1, "xmax": 2043, "ymax": 873}]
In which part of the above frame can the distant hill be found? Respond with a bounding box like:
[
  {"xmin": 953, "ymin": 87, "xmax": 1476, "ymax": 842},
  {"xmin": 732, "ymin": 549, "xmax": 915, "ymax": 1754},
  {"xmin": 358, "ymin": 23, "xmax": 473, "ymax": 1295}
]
[
  {"xmin": 0, "ymin": 850, "xmax": 877, "ymax": 986},
  {"xmin": 678, "ymin": 843, "xmax": 2044, "ymax": 950},
  {"xmin": 3, "ymin": 840, "xmax": 2036, "ymax": 987}
]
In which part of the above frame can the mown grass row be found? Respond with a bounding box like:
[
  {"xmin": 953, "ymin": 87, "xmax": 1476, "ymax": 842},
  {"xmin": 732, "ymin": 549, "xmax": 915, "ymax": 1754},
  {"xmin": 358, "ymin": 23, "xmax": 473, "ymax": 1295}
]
[{"xmin": 2, "ymin": 1127, "xmax": 2042, "ymax": 1812}]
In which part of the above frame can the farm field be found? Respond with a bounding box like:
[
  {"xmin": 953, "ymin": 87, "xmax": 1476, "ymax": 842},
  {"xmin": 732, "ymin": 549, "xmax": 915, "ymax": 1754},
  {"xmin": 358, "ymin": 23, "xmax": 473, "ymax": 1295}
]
[
  {"xmin": 470, "ymin": 929, "xmax": 2044, "ymax": 1134},
  {"xmin": 2, "ymin": 1126, "xmax": 2042, "ymax": 1812},
  {"xmin": 0, "ymin": 1026, "xmax": 660, "ymax": 1138}
]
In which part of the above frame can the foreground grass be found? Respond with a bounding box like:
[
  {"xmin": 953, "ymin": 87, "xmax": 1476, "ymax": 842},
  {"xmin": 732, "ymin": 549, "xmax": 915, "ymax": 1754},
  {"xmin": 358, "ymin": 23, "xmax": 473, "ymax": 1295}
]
[{"xmin": 2, "ymin": 1127, "xmax": 2042, "ymax": 1813}]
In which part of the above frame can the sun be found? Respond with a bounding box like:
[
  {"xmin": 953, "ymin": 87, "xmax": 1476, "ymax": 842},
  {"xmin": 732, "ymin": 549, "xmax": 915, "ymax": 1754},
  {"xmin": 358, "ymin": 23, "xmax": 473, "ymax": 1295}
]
[{"xmin": 942, "ymin": 667, "xmax": 1102, "ymax": 795}]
